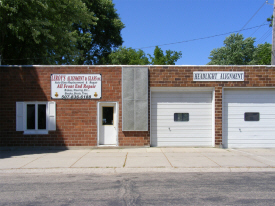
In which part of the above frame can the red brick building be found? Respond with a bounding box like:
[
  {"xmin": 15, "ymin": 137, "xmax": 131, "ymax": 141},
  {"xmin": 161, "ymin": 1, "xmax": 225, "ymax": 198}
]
[{"xmin": 1, "ymin": 65, "xmax": 275, "ymax": 148}]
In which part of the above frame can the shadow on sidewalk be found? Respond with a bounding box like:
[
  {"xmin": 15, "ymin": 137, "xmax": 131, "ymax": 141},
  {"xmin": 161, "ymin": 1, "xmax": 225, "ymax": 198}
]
[{"xmin": 0, "ymin": 148, "xmax": 68, "ymax": 159}]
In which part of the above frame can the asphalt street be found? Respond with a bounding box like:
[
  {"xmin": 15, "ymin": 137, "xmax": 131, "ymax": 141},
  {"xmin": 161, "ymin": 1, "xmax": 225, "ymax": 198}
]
[
  {"xmin": 1, "ymin": 172, "xmax": 275, "ymax": 206},
  {"xmin": 1, "ymin": 148, "xmax": 275, "ymax": 205}
]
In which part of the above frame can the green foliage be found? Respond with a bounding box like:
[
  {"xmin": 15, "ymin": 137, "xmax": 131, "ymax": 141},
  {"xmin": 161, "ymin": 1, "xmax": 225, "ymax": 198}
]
[
  {"xmin": 249, "ymin": 43, "xmax": 271, "ymax": 65},
  {"xmin": 104, "ymin": 46, "xmax": 182, "ymax": 65},
  {"xmin": 73, "ymin": 0, "xmax": 125, "ymax": 65},
  {"xmin": 149, "ymin": 46, "xmax": 182, "ymax": 65},
  {"xmin": 103, "ymin": 46, "xmax": 150, "ymax": 65},
  {"xmin": 0, "ymin": 0, "xmax": 124, "ymax": 65},
  {"xmin": 207, "ymin": 33, "xmax": 271, "ymax": 65},
  {"xmin": 267, "ymin": 15, "xmax": 273, "ymax": 27}
]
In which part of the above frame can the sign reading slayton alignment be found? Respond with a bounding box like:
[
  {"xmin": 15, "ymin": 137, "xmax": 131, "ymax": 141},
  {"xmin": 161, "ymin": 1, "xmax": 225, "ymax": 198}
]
[
  {"xmin": 193, "ymin": 71, "xmax": 244, "ymax": 81},
  {"xmin": 51, "ymin": 74, "xmax": 101, "ymax": 99}
]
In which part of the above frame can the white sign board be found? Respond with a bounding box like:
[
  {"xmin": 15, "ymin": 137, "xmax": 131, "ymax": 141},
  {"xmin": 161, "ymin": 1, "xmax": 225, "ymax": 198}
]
[
  {"xmin": 193, "ymin": 71, "xmax": 244, "ymax": 81},
  {"xmin": 51, "ymin": 74, "xmax": 101, "ymax": 99}
]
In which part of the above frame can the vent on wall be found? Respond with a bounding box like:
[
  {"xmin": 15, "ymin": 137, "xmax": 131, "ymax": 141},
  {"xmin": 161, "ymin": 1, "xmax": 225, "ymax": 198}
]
[{"xmin": 122, "ymin": 67, "xmax": 148, "ymax": 131}]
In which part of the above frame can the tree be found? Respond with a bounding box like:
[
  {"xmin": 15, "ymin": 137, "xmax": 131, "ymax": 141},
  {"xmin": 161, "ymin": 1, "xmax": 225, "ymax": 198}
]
[
  {"xmin": 207, "ymin": 33, "xmax": 271, "ymax": 65},
  {"xmin": 149, "ymin": 46, "xmax": 182, "ymax": 65},
  {"xmin": 0, "ymin": 0, "xmax": 96, "ymax": 65},
  {"xmin": 207, "ymin": 33, "xmax": 256, "ymax": 65},
  {"xmin": 249, "ymin": 43, "xmax": 271, "ymax": 65},
  {"xmin": 267, "ymin": 15, "xmax": 273, "ymax": 27},
  {"xmin": 73, "ymin": 0, "xmax": 125, "ymax": 65},
  {"xmin": 0, "ymin": 0, "xmax": 124, "ymax": 65},
  {"xmin": 103, "ymin": 46, "xmax": 182, "ymax": 65},
  {"xmin": 102, "ymin": 46, "xmax": 150, "ymax": 65}
]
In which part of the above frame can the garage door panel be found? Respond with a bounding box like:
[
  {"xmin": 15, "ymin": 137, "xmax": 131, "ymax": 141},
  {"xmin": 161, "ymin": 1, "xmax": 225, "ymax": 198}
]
[
  {"xmin": 152, "ymin": 122, "xmax": 212, "ymax": 127},
  {"xmin": 223, "ymin": 114, "xmax": 275, "ymax": 119},
  {"xmin": 224, "ymin": 106, "xmax": 275, "ymax": 112},
  {"xmin": 224, "ymin": 98, "xmax": 275, "ymax": 104},
  {"xmin": 152, "ymin": 109, "xmax": 211, "ymax": 115},
  {"xmin": 155, "ymin": 141, "xmax": 212, "ymax": 147},
  {"xmin": 151, "ymin": 91, "xmax": 213, "ymax": 147},
  {"xmin": 223, "ymin": 89, "xmax": 275, "ymax": 148},
  {"xmin": 228, "ymin": 140, "xmax": 275, "ymax": 144},
  {"xmin": 153, "ymin": 133, "xmax": 212, "ymax": 138},
  {"xmin": 224, "ymin": 128, "xmax": 275, "ymax": 133},
  {"xmin": 152, "ymin": 127, "xmax": 212, "ymax": 132},
  {"xmin": 155, "ymin": 138, "xmax": 212, "ymax": 142},
  {"xmin": 152, "ymin": 119, "xmax": 211, "ymax": 124},
  {"xmin": 152, "ymin": 116, "xmax": 212, "ymax": 120},
  {"xmin": 224, "ymin": 121, "xmax": 275, "ymax": 127},
  {"xmin": 152, "ymin": 92, "xmax": 211, "ymax": 98},
  {"xmin": 225, "ymin": 102, "xmax": 275, "ymax": 106},
  {"xmin": 152, "ymin": 103, "xmax": 212, "ymax": 108},
  {"xmin": 229, "ymin": 143, "xmax": 275, "ymax": 148},
  {"xmin": 152, "ymin": 112, "xmax": 211, "ymax": 117},
  {"xmin": 228, "ymin": 135, "xmax": 275, "ymax": 140},
  {"xmin": 152, "ymin": 133, "xmax": 212, "ymax": 138}
]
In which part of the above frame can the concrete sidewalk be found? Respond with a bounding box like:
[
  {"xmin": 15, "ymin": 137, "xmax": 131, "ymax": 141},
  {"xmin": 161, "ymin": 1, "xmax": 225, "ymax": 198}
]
[{"xmin": 1, "ymin": 148, "xmax": 275, "ymax": 174}]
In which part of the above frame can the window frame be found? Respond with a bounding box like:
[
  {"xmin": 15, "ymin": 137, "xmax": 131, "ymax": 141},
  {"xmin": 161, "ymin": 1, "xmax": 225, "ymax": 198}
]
[
  {"xmin": 16, "ymin": 102, "xmax": 56, "ymax": 135},
  {"xmin": 25, "ymin": 102, "xmax": 48, "ymax": 134}
]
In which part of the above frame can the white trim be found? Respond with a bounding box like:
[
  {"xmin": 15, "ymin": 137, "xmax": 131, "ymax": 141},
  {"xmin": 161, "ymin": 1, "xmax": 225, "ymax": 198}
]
[
  {"xmin": 48, "ymin": 102, "xmax": 56, "ymax": 131},
  {"xmin": 16, "ymin": 102, "xmax": 24, "ymax": 131},
  {"xmin": 222, "ymin": 87, "xmax": 225, "ymax": 148},
  {"xmin": 150, "ymin": 87, "xmax": 214, "ymax": 92},
  {"xmin": 24, "ymin": 102, "xmax": 48, "ymax": 135},
  {"xmin": 151, "ymin": 87, "xmax": 152, "ymax": 147},
  {"xmin": 97, "ymin": 145, "xmax": 117, "ymax": 147},
  {"xmin": 97, "ymin": 102, "xmax": 119, "ymax": 146},
  {"xmin": 211, "ymin": 88, "xmax": 215, "ymax": 147},
  {"xmin": 24, "ymin": 101, "xmax": 48, "ymax": 135},
  {"xmin": 16, "ymin": 101, "xmax": 56, "ymax": 135},
  {"xmin": 121, "ymin": 67, "xmax": 125, "ymax": 131}
]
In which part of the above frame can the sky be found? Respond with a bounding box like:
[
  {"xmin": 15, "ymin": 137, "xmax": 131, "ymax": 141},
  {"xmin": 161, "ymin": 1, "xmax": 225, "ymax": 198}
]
[{"xmin": 112, "ymin": 0, "xmax": 273, "ymax": 65}]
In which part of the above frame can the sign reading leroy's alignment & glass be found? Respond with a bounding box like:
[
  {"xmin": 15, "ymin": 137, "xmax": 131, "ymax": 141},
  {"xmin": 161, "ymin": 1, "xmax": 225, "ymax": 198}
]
[
  {"xmin": 193, "ymin": 71, "xmax": 244, "ymax": 81},
  {"xmin": 51, "ymin": 74, "xmax": 101, "ymax": 99}
]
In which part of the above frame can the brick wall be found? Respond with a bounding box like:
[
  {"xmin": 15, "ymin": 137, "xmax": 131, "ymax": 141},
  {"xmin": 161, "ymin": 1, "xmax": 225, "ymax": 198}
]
[
  {"xmin": 1, "ymin": 65, "xmax": 275, "ymax": 147},
  {"xmin": 149, "ymin": 65, "xmax": 275, "ymax": 145},
  {"xmin": 0, "ymin": 66, "xmax": 150, "ymax": 147}
]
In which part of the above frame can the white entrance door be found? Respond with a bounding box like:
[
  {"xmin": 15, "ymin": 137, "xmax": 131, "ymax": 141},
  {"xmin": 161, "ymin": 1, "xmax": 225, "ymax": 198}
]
[
  {"xmin": 98, "ymin": 103, "xmax": 117, "ymax": 145},
  {"xmin": 223, "ymin": 89, "xmax": 275, "ymax": 148},
  {"xmin": 151, "ymin": 91, "xmax": 213, "ymax": 147}
]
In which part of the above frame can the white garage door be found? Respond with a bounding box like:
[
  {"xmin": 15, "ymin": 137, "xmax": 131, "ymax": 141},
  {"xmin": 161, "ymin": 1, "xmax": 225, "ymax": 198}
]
[
  {"xmin": 223, "ymin": 89, "xmax": 275, "ymax": 148},
  {"xmin": 151, "ymin": 91, "xmax": 213, "ymax": 147}
]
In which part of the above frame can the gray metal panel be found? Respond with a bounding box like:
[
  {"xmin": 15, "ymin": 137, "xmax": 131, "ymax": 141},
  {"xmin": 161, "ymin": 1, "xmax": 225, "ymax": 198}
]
[
  {"xmin": 135, "ymin": 68, "xmax": 148, "ymax": 100},
  {"xmin": 135, "ymin": 100, "xmax": 148, "ymax": 131},
  {"xmin": 122, "ymin": 100, "xmax": 135, "ymax": 131},
  {"xmin": 122, "ymin": 67, "xmax": 148, "ymax": 131},
  {"xmin": 122, "ymin": 67, "xmax": 134, "ymax": 100}
]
